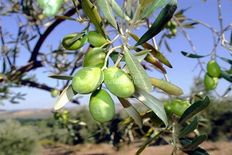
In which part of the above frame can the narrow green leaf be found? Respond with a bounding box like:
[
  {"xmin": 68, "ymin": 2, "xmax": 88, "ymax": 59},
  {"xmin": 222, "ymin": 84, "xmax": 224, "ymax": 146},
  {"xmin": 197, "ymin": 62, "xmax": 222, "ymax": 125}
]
[
  {"xmin": 119, "ymin": 98, "xmax": 143, "ymax": 128},
  {"xmin": 219, "ymin": 56, "xmax": 232, "ymax": 65},
  {"xmin": 81, "ymin": 0, "xmax": 105, "ymax": 36},
  {"xmin": 136, "ymin": 131, "xmax": 163, "ymax": 155},
  {"xmin": 220, "ymin": 71, "xmax": 232, "ymax": 83},
  {"xmin": 139, "ymin": 0, "xmax": 168, "ymax": 19},
  {"xmin": 136, "ymin": 0, "xmax": 177, "ymax": 46},
  {"xmin": 135, "ymin": 88, "xmax": 168, "ymax": 126},
  {"xmin": 181, "ymin": 51, "xmax": 206, "ymax": 58},
  {"xmin": 179, "ymin": 97, "xmax": 210, "ymax": 124},
  {"xmin": 97, "ymin": 0, "xmax": 118, "ymax": 29},
  {"xmin": 107, "ymin": 0, "xmax": 130, "ymax": 21},
  {"xmin": 124, "ymin": 47, "xmax": 152, "ymax": 92},
  {"xmin": 54, "ymin": 85, "xmax": 76, "ymax": 111},
  {"xmin": 185, "ymin": 147, "xmax": 209, "ymax": 155},
  {"xmin": 230, "ymin": 30, "xmax": 232, "ymax": 46},
  {"xmin": 49, "ymin": 74, "xmax": 73, "ymax": 80},
  {"xmin": 150, "ymin": 77, "xmax": 183, "ymax": 96},
  {"xmin": 182, "ymin": 135, "xmax": 208, "ymax": 151},
  {"xmin": 129, "ymin": 32, "xmax": 172, "ymax": 68},
  {"xmin": 134, "ymin": 50, "xmax": 150, "ymax": 62},
  {"xmin": 179, "ymin": 117, "xmax": 198, "ymax": 138},
  {"xmin": 145, "ymin": 55, "xmax": 167, "ymax": 74}
]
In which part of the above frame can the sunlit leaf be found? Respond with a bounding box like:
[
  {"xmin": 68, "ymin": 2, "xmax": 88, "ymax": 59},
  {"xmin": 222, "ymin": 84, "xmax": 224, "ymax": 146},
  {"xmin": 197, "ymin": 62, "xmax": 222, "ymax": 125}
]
[
  {"xmin": 136, "ymin": 0, "xmax": 177, "ymax": 45},
  {"xmin": 124, "ymin": 47, "xmax": 152, "ymax": 92},
  {"xmin": 119, "ymin": 98, "xmax": 142, "ymax": 128},
  {"xmin": 150, "ymin": 77, "xmax": 183, "ymax": 96},
  {"xmin": 107, "ymin": 0, "xmax": 130, "ymax": 21},
  {"xmin": 97, "ymin": 0, "xmax": 118, "ymax": 29},
  {"xmin": 139, "ymin": 0, "xmax": 168, "ymax": 19},
  {"xmin": 49, "ymin": 74, "xmax": 73, "ymax": 80},
  {"xmin": 179, "ymin": 117, "xmax": 198, "ymax": 138},
  {"xmin": 135, "ymin": 50, "xmax": 150, "ymax": 62},
  {"xmin": 81, "ymin": 0, "xmax": 105, "ymax": 36},
  {"xmin": 129, "ymin": 32, "xmax": 172, "ymax": 68},
  {"xmin": 54, "ymin": 85, "xmax": 76, "ymax": 111},
  {"xmin": 179, "ymin": 97, "xmax": 210, "ymax": 124},
  {"xmin": 145, "ymin": 55, "xmax": 167, "ymax": 74},
  {"xmin": 181, "ymin": 51, "xmax": 206, "ymax": 58},
  {"xmin": 135, "ymin": 88, "xmax": 168, "ymax": 126}
]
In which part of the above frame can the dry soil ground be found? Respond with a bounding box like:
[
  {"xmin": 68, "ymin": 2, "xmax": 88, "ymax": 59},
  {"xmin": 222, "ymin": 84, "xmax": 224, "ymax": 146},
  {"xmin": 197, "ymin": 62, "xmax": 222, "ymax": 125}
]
[{"xmin": 41, "ymin": 141, "xmax": 232, "ymax": 155}]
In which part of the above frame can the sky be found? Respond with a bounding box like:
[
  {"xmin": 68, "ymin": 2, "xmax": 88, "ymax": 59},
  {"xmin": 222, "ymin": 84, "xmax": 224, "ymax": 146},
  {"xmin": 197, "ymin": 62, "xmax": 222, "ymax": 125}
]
[{"xmin": 1, "ymin": 0, "xmax": 232, "ymax": 110}]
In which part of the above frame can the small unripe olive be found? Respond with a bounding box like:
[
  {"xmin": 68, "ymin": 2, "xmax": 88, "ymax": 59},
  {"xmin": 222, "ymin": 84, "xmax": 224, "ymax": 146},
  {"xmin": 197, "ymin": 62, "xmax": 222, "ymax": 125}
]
[
  {"xmin": 204, "ymin": 73, "xmax": 218, "ymax": 90},
  {"xmin": 62, "ymin": 33, "xmax": 87, "ymax": 50},
  {"xmin": 104, "ymin": 67, "xmax": 135, "ymax": 98},
  {"xmin": 164, "ymin": 99, "xmax": 190, "ymax": 117},
  {"xmin": 51, "ymin": 89, "xmax": 60, "ymax": 97},
  {"xmin": 72, "ymin": 67, "xmax": 103, "ymax": 94},
  {"xmin": 83, "ymin": 47, "xmax": 106, "ymax": 68},
  {"xmin": 89, "ymin": 89, "xmax": 115, "ymax": 123},
  {"xmin": 87, "ymin": 31, "xmax": 109, "ymax": 47},
  {"xmin": 207, "ymin": 60, "xmax": 221, "ymax": 78}
]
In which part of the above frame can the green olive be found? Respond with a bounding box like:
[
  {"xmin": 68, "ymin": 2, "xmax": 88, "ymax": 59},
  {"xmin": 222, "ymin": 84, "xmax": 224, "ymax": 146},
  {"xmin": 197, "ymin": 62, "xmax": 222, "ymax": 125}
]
[
  {"xmin": 204, "ymin": 73, "xmax": 218, "ymax": 90},
  {"xmin": 72, "ymin": 67, "xmax": 103, "ymax": 94},
  {"xmin": 83, "ymin": 47, "xmax": 106, "ymax": 68},
  {"xmin": 89, "ymin": 89, "xmax": 115, "ymax": 122},
  {"xmin": 87, "ymin": 31, "xmax": 109, "ymax": 47},
  {"xmin": 207, "ymin": 60, "xmax": 221, "ymax": 78},
  {"xmin": 104, "ymin": 67, "xmax": 135, "ymax": 98},
  {"xmin": 51, "ymin": 89, "xmax": 60, "ymax": 97},
  {"xmin": 62, "ymin": 33, "xmax": 87, "ymax": 50},
  {"xmin": 164, "ymin": 99, "xmax": 190, "ymax": 117}
]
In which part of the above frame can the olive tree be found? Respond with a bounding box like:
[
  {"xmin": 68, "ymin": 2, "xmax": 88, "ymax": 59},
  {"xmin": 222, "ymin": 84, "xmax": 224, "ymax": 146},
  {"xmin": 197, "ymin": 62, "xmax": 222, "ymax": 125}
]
[{"xmin": 0, "ymin": 0, "xmax": 232, "ymax": 154}]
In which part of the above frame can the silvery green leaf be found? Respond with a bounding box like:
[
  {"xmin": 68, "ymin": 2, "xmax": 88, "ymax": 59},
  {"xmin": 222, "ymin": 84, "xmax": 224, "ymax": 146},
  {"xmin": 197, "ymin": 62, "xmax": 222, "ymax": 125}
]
[
  {"xmin": 54, "ymin": 85, "xmax": 76, "ymax": 111},
  {"xmin": 124, "ymin": 47, "xmax": 152, "ymax": 92},
  {"xmin": 135, "ymin": 88, "xmax": 168, "ymax": 126}
]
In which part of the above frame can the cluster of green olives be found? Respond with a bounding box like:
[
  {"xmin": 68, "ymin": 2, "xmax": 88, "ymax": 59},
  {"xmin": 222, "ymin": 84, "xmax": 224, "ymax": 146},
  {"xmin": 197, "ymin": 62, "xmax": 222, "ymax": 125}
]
[
  {"xmin": 204, "ymin": 60, "xmax": 221, "ymax": 91},
  {"xmin": 164, "ymin": 99, "xmax": 190, "ymax": 117},
  {"xmin": 65, "ymin": 31, "xmax": 136, "ymax": 123}
]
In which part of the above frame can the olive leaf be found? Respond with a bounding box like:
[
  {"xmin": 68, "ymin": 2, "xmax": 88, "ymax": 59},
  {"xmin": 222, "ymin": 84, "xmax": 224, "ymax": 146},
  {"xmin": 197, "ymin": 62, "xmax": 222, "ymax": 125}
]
[
  {"xmin": 136, "ymin": 130, "xmax": 163, "ymax": 155},
  {"xmin": 139, "ymin": 0, "xmax": 168, "ymax": 19},
  {"xmin": 129, "ymin": 32, "xmax": 172, "ymax": 68},
  {"xmin": 118, "ymin": 98, "xmax": 142, "ymax": 128},
  {"xmin": 182, "ymin": 135, "xmax": 208, "ymax": 151},
  {"xmin": 97, "ymin": 0, "xmax": 118, "ymax": 29},
  {"xmin": 81, "ymin": 0, "xmax": 105, "ymax": 36},
  {"xmin": 219, "ymin": 56, "xmax": 232, "ymax": 65},
  {"xmin": 179, "ymin": 97, "xmax": 210, "ymax": 124},
  {"xmin": 134, "ymin": 88, "xmax": 168, "ymax": 127},
  {"xmin": 124, "ymin": 46, "xmax": 152, "ymax": 92},
  {"xmin": 134, "ymin": 50, "xmax": 150, "ymax": 62},
  {"xmin": 49, "ymin": 74, "xmax": 73, "ymax": 80},
  {"xmin": 150, "ymin": 77, "xmax": 183, "ymax": 96},
  {"xmin": 178, "ymin": 117, "xmax": 198, "ymax": 138},
  {"xmin": 181, "ymin": 51, "xmax": 206, "ymax": 58},
  {"xmin": 145, "ymin": 55, "xmax": 167, "ymax": 74},
  {"xmin": 136, "ymin": 0, "xmax": 177, "ymax": 45},
  {"xmin": 107, "ymin": 0, "xmax": 130, "ymax": 21},
  {"xmin": 220, "ymin": 71, "xmax": 232, "ymax": 83},
  {"xmin": 54, "ymin": 85, "xmax": 76, "ymax": 111}
]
